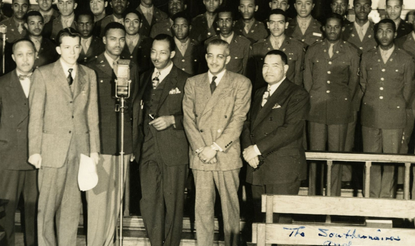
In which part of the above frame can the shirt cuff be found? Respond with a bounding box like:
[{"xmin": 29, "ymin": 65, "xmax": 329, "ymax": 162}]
[
  {"xmin": 212, "ymin": 142, "xmax": 224, "ymax": 152},
  {"xmin": 254, "ymin": 145, "xmax": 261, "ymax": 156}
]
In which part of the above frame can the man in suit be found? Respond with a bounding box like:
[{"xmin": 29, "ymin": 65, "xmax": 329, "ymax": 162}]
[
  {"xmin": 234, "ymin": 0, "xmax": 268, "ymax": 44},
  {"xmin": 90, "ymin": 0, "xmax": 108, "ymax": 22},
  {"xmin": 25, "ymin": 11, "xmax": 59, "ymax": 69},
  {"xmin": 304, "ymin": 14, "xmax": 360, "ymax": 196},
  {"xmin": 133, "ymin": 33, "xmax": 189, "ymax": 246},
  {"xmin": 97, "ymin": 0, "xmax": 128, "ymax": 37},
  {"xmin": 36, "ymin": 0, "xmax": 59, "ymax": 25},
  {"xmin": 76, "ymin": 10, "xmax": 105, "ymax": 64},
  {"xmin": 183, "ymin": 39, "xmax": 252, "ymax": 246},
  {"xmin": 205, "ymin": 7, "xmax": 251, "ymax": 75},
  {"xmin": 121, "ymin": 9, "xmax": 153, "ymax": 73},
  {"xmin": 242, "ymin": 49, "xmax": 309, "ymax": 222},
  {"xmin": 331, "ymin": 0, "xmax": 351, "ymax": 25},
  {"xmin": 385, "ymin": 0, "xmax": 412, "ymax": 39},
  {"xmin": 286, "ymin": 0, "xmax": 322, "ymax": 47},
  {"xmin": 149, "ymin": 0, "xmax": 186, "ymax": 38},
  {"xmin": 189, "ymin": 0, "xmax": 222, "ymax": 43},
  {"xmin": 360, "ymin": 19, "xmax": 414, "ymax": 198},
  {"xmin": 44, "ymin": 0, "xmax": 78, "ymax": 40},
  {"xmin": 137, "ymin": 0, "xmax": 168, "ymax": 37},
  {"xmin": 0, "ymin": 0, "xmax": 29, "ymax": 44},
  {"xmin": 86, "ymin": 22, "xmax": 138, "ymax": 246},
  {"xmin": 171, "ymin": 11, "xmax": 203, "ymax": 75},
  {"xmin": 28, "ymin": 28, "xmax": 100, "ymax": 246},
  {"xmin": 0, "ymin": 39, "xmax": 38, "ymax": 246},
  {"xmin": 251, "ymin": 9, "xmax": 305, "ymax": 93}
]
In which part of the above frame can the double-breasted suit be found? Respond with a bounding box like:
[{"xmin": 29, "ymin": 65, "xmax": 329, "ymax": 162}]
[
  {"xmin": 286, "ymin": 17, "xmax": 322, "ymax": 47},
  {"xmin": 28, "ymin": 60, "xmax": 100, "ymax": 246},
  {"xmin": 0, "ymin": 71, "xmax": 38, "ymax": 246},
  {"xmin": 183, "ymin": 70, "xmax": 251, "ymax": 246},
  {"xmin": 360, "ymin": 46, "xmax": 414, "ymax": 198},
  {"xmin": 133, "ymin": 65, "xmax": 189, "ymax": 246}
]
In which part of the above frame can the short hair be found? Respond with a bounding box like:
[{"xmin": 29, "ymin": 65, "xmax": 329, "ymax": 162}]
[
  {"xmin": 153, "ymin": 34, "xmax": 176, "ymax": 52},
  {"xmin": 386, "ymin": 0, "xmax": 403, "ymax": 5},
  {"xmin": 12, "ymin": 0, "xmax": 29, "ymax": 3},
  {"xmin": 12, "ymin": 38, "xmax": 36, "ymax": 54},
  {"xmin": 206, "ymin": 39, "xmax": 230, "ymax": 56},
  {"xmin": 331, "ymin": 0, "xmax": 347, "ymax": 4},
  {"xmin": 374, "ymin": 18, "xmax": 396, "ymax": 34},
  {"xmin": 171, "ymin": 11, "xmax": 191, "ymax": 24},
  {"xmin": 264, "ymin": 49, "xmax": 288, "ymax": 65},
  {"xmin": 56, "ymin": 27, "xmax": 82, "ymax": 45},
  {"xmin": 216, "ymin": 6, "xmax": 235, "ymax": 20},
  {"xmin": 324, "ymin": 13, "xmax": 344, "ymax": 27},
  {"xmin": 353, "ymin": 0, "xmax": 371, "ymax": 6},
  {"xmin": 268, "ymin": 9, "xmax": 287, "ymax": 22},
  {"xmin": 76, "ymin": 9, "xmax": 95, "ymax": 23},
  {"xmin": 24, "ymin": 11, "xmax": 44, "ymax": 23},
  {"xmin": 103, "ymin": 22, "xmax": 126, "ymax": 37},
  {"xmin": 123, "ymin": 9, "xmax": 143, "ymax": 22},
  {"xmin": 295, "ymin": 0, "xmax": 314, "ymax": 4}
]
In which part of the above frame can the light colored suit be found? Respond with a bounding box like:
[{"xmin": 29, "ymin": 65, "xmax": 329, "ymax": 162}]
[
  {"xmin": 28, "ymin": 60, "xmax": 100, "ymax": 246},
  {"xmin": 183, "ymin": 70, "xmax": 251, "ymax": 246}
]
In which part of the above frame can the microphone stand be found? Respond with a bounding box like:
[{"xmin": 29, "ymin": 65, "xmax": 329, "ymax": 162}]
[{"xmin": 0, "ymin": 25, "xmax": 7, "ymax": 75}]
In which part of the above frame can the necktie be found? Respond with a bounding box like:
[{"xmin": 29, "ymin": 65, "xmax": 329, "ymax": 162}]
[
  {"xmin": 67, "ymin": 68, "xmax": 73, "ymax": 86},
  {"xmin": 261, "ymin": 88, "xmax": 270, "ymax": 107},
  {"xmin": 127, "ymin": 38, "xmax": 135, "ymax": 54},
  {"xmin": 328, "ymin": 43, "xmax": 334, "ymax": 58},
  {"xmin": 17, "ymin": 23, "xmax": 23, "ymax": 34},
  {"xmin": 244, "ymin": 22, "xmax": 250, "ymax": 34},
  {"xmin": 152, "ymin": 71, "xmax": 160, "ymax": 89},
  {"xmin": 18, "ymin": 73, "xmax": 32, "ymax": 80},
  {"xmin": 357, "ymin": 26, "xmax": 365, "ymax": 41},
  {"xmin": 210, "ymin": 76, "xmax": 217, "ymax": 94},
  {"xmin": 81, "ymin": 38, "xmax": 88, "ymax": 53}
]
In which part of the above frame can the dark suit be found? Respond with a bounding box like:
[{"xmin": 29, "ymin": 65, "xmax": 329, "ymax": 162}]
[
  {"xmin": 233, "ymin": 18, "xmax": 268, "ymax": 44},
  {"xmin": 241, "ymin": 79, "xmax": 309, "ymax": 222},
  {"xmin": 0, "ymin": 70, "xmax": 37, "ymax": 246},
  {"xmin": 120, "ymin": 35, "xmax": 153, "ymax": 73},
  {"xmin": 136, "ymin": 6, "xmax": 168, "ymax": 37},
  {"xmin": 286, "ymin": 17, "xmax": 322, "ymax": 47},
  {"xmin": 360, "ymin": 46, "xmax": 414, "ymax": 198},
  {"xmin": 133, "ymin": 65, "xmax": 189, "ymax": 246},
  {"xmin": 77, "ymin": 36, "xmax": 105, "ymax": 64}
]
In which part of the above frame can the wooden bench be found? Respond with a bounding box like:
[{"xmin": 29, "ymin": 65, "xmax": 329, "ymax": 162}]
[{"xmin": 252, "ymin": 195, "xmax": 415, "ymax": 245}]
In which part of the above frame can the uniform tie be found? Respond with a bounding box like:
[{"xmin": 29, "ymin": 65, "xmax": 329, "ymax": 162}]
[
  {"xmin": 328, "ymin": 43, "xmax": 334, "ymax": 58},
  {"xmin": 67, "ymin": 68, "xmax": 73, "ymax": 86},
  {"xmin": 210, "ymin": 76, "xmax": 217, "ymax": 94}
]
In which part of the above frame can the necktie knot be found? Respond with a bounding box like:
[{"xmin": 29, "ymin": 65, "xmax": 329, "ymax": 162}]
[
  {"xmin": 67, "ymin": 68, "xmax": 74, "ymax": 86},
  {"xmin": 210, "ymin": 76, "xmax": 217, "ymax": 94},
  {"xmin": 152, "ymin": 71, "xmax": 161, "ymax": 89}
]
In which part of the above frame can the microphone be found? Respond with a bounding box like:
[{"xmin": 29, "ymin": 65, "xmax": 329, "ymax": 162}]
[
  {"xmin": 114, "ymin": 59, "xmax": 131, "ymax": 99},
  {"xmin": 0, "ymin": 24, "xmax": 7, "ymax": 74}
]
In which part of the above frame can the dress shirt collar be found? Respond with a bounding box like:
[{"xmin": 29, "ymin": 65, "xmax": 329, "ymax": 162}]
[
  {"xmin": 267, "ymin": 76, "xmax": 285, "ymax": 96},
  {"xmin": 61, "ymin": 13, "xmax": 75, "ymax": 28},
  {"xmin": 104, "ymin": 51, "xmax": 119, "ymax": 69},
  {"xmin": 112, "ymin": 15, "xmax": 124, "ymax": 25},
  {"xmin": 394, "ymin": 19, "xmax": 401, "ymax": 29},
  {"xmin": 243, "ymin": 18, "xmax": 255, "ymax": 31},
  {"xmin": 140, "ymin": 4, "xmax": 154, "ymax": 14},
  {"xmin": 60, "ymin": 58, "xmax": 77, "ymax": 79},
  {"xmin": 174, "ymin": 37, "xmax": 190, "ymax": 55},
  {"xmin": 16, "ymin": 70, "xmax": 31, "ymax": 98},
  {"xmin": 220, "ymin": 32, "xmax": 234, "ymax": 44},
  {"xmin": 270, "ymin": 34, "xmax": 285, "ymax": 49},
  {"xmin": 354, "ymin": 20, "xmax": 370, "ymax": 33},
  {"xmin": 412, "ymin": 31, "xmax": 415, "ymax": 41},
  {"xmin": 208, "ymin": 69, "xmax": 226, "ymax": 86},
  {"xmin": 126, "ymin": 34, "xmax": 140, "ymax": 45},
  {"xmin": 296, "ymin": 15, "xmax": 312, "ymax": 26},
  {"xmin": 153, "ymin": 61, "xmax": 174, "ymax": 82}
]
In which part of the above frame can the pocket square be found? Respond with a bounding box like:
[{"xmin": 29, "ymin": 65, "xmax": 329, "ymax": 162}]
[
  {"xmin": 169, "ymin": 87, "xmax": 181, "ymax": 94},
  {"xmin": 272, "ymin": 103, "xmax": 282, "ymax": 109}
]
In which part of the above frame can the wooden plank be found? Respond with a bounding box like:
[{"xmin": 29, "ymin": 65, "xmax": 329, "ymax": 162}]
[
  {"xmin": 306, "ymin": 152, "xmax": 415, "ymax": 164},
  {"xmin": 261, "ymin": 195, "xmax": 415, "ymax": 219},
  {"xmin": 257, "ymin": 223, "xmax": 415, "ymax": 245}
]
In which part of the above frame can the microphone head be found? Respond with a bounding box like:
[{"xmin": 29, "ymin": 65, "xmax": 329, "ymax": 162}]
[{"xmin": 0, "ymin": 24, "xmax": 7, "ymax": 34}]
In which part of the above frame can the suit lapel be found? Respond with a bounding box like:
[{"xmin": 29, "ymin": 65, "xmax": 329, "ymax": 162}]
[
  {"xmin": 157, "ymin": 66, "xmax": 179, "ymax": 112},
  {"xmin": 6, "ymin": 71, "xmax": 29, "ymax": 119},
  {"xmin": 201, "ymin": 71, "xmax": 232, "ymax": 116},
  {"xmin": 250, "ymin": 87, "xmax": 266, "ymax": 130},
  {"xmin": 73, "ymin": 65, "xmax": 86, "ymax": 100},
  {"xmin": 53, "ymin": 61, "xmax": 73, "ymax": 98}
]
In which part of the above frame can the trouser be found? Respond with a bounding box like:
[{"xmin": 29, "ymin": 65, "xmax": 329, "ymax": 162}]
[
  {"xmin": 362, "ymin": 126, "xmax": 403, "ymax": 198},
  {"xmin": 342, "ymin": 111, "xmax": 358, "ymax": 182},
  {"xmin": 193, "ymin": 169, "xmax": 240, "ymax": 246},
  {"xmin": 0, "ymin": 169, "xmax": 38, "ymax": 246},
  {"xmin": 397, "ymin": 110, "xmax": 414, "ymax": 185},
  {"xmin": 86, "ymin": 154, "xmax": 130, "ymax": 246}
]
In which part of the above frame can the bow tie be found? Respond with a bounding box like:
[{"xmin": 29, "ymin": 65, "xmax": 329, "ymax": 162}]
[{"xmin": 18, "ymin": 74, "xmax": 32, "ymax": 80}]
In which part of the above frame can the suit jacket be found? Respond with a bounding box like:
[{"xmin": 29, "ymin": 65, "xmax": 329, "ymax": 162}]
[
  {"xmin": 43, "ymin": 16, "xmax": 77, "ymax": 41},
  {"xmin": 28, "ymin": 60, "xmax": 100, "ymax": 168},
  {"xmin": 250, "ymin": 36, "xmax": 305, "ymax": 91},
  {"xmin": 136, "ymin": 6, "xmax": 168, "ymax": 37},
  {"xmin": 189, "ymin": 13, "xmax": 218, "ymax": 43},
  {"xmin": 132, "ymin": 65, "xmax": 189, "ymax": 165},
  {"xmin": 86, "ymin": 53, "xmax": 139, "ymax": 155},
  {"xmin": 304, "ymin": 39, "xmax": 360, "ymax": 124},
  {"xmin": 342, "ymin": 21, "xmax": 377, "ymax": 54},
  {"xmin": 0, "ymin": 18, "xmax": 27, "ymax": 44},
  {"xmin": 120, "ymin": 35, "xmax": 153, "ymax": 73},
  {"xmin": 241, "ymin": 79, "xmax": 309, "ymax": 185},
  {"xmin": 0, "ymin": 70, "xmax": 34, "ymax": 170},
  {"xmin": 233, "ymin": 18, "xmax": 268, "ymax": 44},
  {"xmin": 360, "ymin": 46, "xmax": 414, "ymax": 129},
  {"xmin": 205, "ymin": 34, "xmax": 251, "ymax": 75},
  {"xmin": 183, "ymin": 70, "xmax": 252, "ymax": 171},
  {"xmin": 78, "ymin": 36, "xmax": 105, "ymax": 64},
  {"xmin": 286, "ymin": 17, "xmax": 322, "ymax": 47},
  {"xmin": 34, "ymin": 37, "xmax": 59, "ymax": 69},
  {"xmin": 150, "ymin": 18, "xmax": 173, "ymax": 38}
]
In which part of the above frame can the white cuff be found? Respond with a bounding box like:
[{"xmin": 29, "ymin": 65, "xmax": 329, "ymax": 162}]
[{"xmin": 253, "ymin": 145, "xmax": 261, "ymax": 155}]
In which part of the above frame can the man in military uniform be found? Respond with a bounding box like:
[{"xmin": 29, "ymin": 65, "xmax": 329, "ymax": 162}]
[
  {"xmin": 304, "ymin": 14, "xmax": 360, "ymax": 196},
  {"xmin": 234, "ymin": 0, "xmax": 268, "ymax": 44},
  {"xmin": 205, "ymin": 7, "xmax": 251, "ymax": 75},
  {"xmin": 43, "ymin": 0, "xmax": 77, "ymax": 41},
  {"xmin": 76, "ymin": 10, "xmax": 105, "ymax": 64},
  {"xmin": 385, "ymin": 0, "xmax": 412, "ymax": 39},
  {"xmin": 137, "ymin": 0, "xmax": 168, "ymax": 37},
  {"xmin": 190, "ymin": 0, "xmax": 222, "ymax": 43},
  {"xmin": 0, "ymin": 0, "xmax": 29, "ymax": 44},
  {"xmin": 149, "ymin": 0, "xmax": 186, "ymax": 38},
  {"xmin": 251, "ymin": 9, "xmax": 304, "ymax": 93},
  {"xmin": 36, "ymin": 0, "xmax": 59, "ymax": 24},
  {"xmin": 171, "ymin": 11, "xmax": 203, "ymax": 75},
  {"xmin": 360, "ymin": 19, "xmax": 414, "ymax": 198},
  {"xmin": 121, "ymin": 9, "xmax": 153, "ymax": 73},
  {"xmin": 286, "ymin": 0, "xmax": 322, "ymax": 47},
  {"xmin": 269, "ymin": 0, "xmax": 289, "ymax": 11},
  {"xmin": 331, "ymin": 0, "xmax": 351, "ymax": 25},
  {"xmin": 90, "ymin": 0, "xmax": 108, "ymax": 22},
  {"xmin": 97, "ymin": 0, "xmax": 129, "ymax": 37}
]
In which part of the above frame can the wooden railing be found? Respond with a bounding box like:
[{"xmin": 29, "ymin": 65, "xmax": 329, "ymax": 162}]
[{"xmin": 307, "ymin": 152, "xmax": 415, "ymax": 199}]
